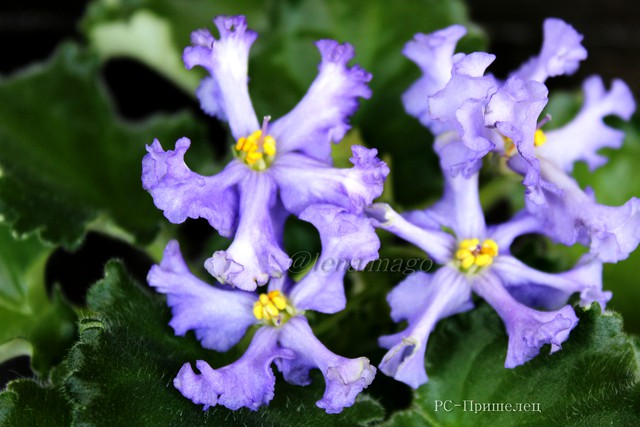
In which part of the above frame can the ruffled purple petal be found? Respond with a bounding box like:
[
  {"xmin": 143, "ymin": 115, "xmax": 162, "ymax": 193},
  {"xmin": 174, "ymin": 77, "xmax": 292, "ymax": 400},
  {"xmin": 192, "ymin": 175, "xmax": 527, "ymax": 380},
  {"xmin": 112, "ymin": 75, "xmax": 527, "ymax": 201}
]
[
  {"xmin": 174, "ymin": 327, "xmax": 293, "ymax": 411},
  {"xmin": 277, "ymin": 317, "xmax": 376, "ymax": 414},
  {"xmin": 183, "ymin": 15, "xmax": 259, "ymax": 138},
  {"xmin": 473, "ymin": 272, "xmax": 578, "ymax": 368},
  {"xmin": 271, "ymin": 146, "xmax": 388, "ymax": 215},
  {"xmin": 270, "ymin": 40, "xmax": 371, "ymax": 162},
  {"xmin": 558, "ymin": 256, "xmax": 610, "ymax": 310},
  {"xmin": 402, "ymin": 25, "xmax": 467, "ymax": 134},
  {"xmin": 378, "ymin": 268, "xmax": 472, "ymax": 388},
  {"xmin": 147, "ymin": 241, "xmax": 257, "ymax": 351},
  {"xmin": 290, "ymin": 205, "xmax": 379, "ymax": 313},
  {"xmin": 536, "ymin": 160, "xmax": 640, "ymax": 262},
  {"xmin": 492, "ymin": 255, "xmax": 608, "ymax": 311},
  {"xmin": 434, "ymin": 134, "xmax": 485, "ymax": 178},
  {"xmin": 428, "ymin": 53, "xmax": 499, "ymax": 174},
  {"xmin": 511, "ymin": 18, "xmax": 587, "ymax": 83},
  {"xmin": 142, "ymin": 138, "xmax": 246, "ymax": 238},
  {"xmin": 485, "ymin": 77, "xmax": 549, "ymax": 204},
  {"xmin": 538, "ymin": 76, "xmax": 636, "ymax": 173},
  {"xmin": 205, "ymin": 172, "xmax": 291, "ymax": 290},
  {"xmin": 429, "ymin": 52, "xmax": 497, "ymax": 131},
  {"xmin": 365, "ymin": 203, "xmax": 455, "ymax": 264}
]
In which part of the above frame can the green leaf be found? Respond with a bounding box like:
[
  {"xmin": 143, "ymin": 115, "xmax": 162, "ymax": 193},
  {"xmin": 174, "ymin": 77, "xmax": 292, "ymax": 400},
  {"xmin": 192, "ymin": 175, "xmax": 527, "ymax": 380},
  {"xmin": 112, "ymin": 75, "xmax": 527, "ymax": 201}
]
[
  {"xmin": 0, "ymin": 379, "xmax": 72, "ymax": 427},
  {"xmin": 63, "ymin": 261, "xmax": 384, "ymax": 426},
  {"xmin": 384, "ymin": 304, "xmax": 640, "ymax": 426},
  {"xmin": 0, "ymin": 43, "xmax": 205, "ymax": 248},
  {"xmin": 0, "ymin": 225, "xmax": 76, "ymax": 374}
]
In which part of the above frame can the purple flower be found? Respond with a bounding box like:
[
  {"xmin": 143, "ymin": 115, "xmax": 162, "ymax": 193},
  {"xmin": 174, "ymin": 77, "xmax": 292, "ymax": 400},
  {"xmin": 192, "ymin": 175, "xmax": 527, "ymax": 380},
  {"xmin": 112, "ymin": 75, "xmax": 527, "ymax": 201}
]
[
  {"xmin": 517, "ymin": 76, "xmax": 639, "ymax": 262},
  {"xmin": 142, "ymin": 15, "xmax": 388, "ymax": 291},
  {"xmin": 402, "ymin": 25, "xmax": 468, "ymax": 134},
  {"xmin": 402, "ymin": 18, "xmax": 639, "ymax": 262},
  {"xmin": 366, "ymin": 168, "xmax": 608, "ymax": 388},
  {"xmin": 148, "ymin": 241, "xmax": 376, "ymax": 413}
]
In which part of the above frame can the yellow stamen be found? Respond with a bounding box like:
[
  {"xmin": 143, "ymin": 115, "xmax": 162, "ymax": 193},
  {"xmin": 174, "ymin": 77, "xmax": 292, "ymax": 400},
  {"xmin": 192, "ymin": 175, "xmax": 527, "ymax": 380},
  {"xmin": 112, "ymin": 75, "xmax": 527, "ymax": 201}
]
[
  {"xmin": 481, "ymin": 239, "xmax": 499, "ymax": 257},
  {"xmin": 455, "ymin": 238, "xmax": 499, "ymax": 273},
  {"xmin": 474, "ymin": 253, "xmax": 493, "ymax": 267},
  {"xmin": 503, "ymin": 129, "xmax": 547, "ymax": 157},
  {"xmin": 503, "ymin": 136, "xmax": 516, "ymax": 157},
  {"xmin": 253, "ymin": 290, "xmax": 295, "ymax": 326},
  {"xmin": 461, "ymin": 256, "xmax": 476, "ymax": 270},
  {"xmin": 233, "ymin": 117, "xmax": 277, "ymax": 171},
  {"xmin": 235, "ymin": 137, "xmax": 247, "ymax": 151},
  {"xmin": 455, "ymin": 248, "xmax": 473, "ymax": 260},
  {"xmin": 534, "ymin": 129, "xmax": 547, "ymax": 147},
  {"xmin": 263, "ymin": 136, "xmax": 276, "ymax": 157},
  {"xmin": 253, "ymin": 304, "xmax": 263, "ymax": 320},
  {"xmin": 460, "ymin": 238, "xmax": 480, "ymax": 250}
]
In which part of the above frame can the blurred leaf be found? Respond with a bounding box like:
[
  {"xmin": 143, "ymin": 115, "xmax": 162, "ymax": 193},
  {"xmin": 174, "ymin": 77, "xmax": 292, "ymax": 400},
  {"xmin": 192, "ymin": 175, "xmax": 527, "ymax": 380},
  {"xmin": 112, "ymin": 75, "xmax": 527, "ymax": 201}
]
[
  {"xmin": 0, "ymin": 379, "xmax": 72, "ymax": 427},
  {"xmin": 63, "ymin": 261, "xmax": 384, "ymax": 426},
  {"xmin": 0, "ymin": 225, "xmax": 76, "ymax": 374},
  {"xmin": 384, "ymin": 304, "xmax": 640, "ymax": 426},
  {"xmin": 82, "ymin": 0, "xmax": 267, "ymax": 94},
  {"xmin": 0, "ymin": 43, "xmax": 205, "ymax": 249}
]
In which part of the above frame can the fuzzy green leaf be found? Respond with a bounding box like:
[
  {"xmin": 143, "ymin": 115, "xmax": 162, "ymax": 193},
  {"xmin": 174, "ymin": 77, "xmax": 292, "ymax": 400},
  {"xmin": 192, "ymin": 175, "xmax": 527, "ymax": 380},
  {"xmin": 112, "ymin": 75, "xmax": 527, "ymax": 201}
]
[
  {"xmin": 384, "ymin": 304, "xmax": 640, "ymax": 426},
  {"xmin": 0, "ymin": 379, "xmax": 72, "ymax": 427},
  {"xmin": 0, "ymin": 43, "xmax": 205, "ymax": 249}
]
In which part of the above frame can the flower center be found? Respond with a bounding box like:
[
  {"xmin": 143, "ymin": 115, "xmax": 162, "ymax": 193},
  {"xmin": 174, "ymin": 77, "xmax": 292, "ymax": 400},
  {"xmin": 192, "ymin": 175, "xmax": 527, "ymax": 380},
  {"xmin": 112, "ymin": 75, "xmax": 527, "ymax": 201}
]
[
  {"xmin": 234, "ymin": 116, "xmax": 277, "ymax": 171},
  {"xmin": 455, "ymin": 238, "xmax": 499, "ymax": 273},
  {"xmin": 253, "ymin": 290, "xmax": 296, "ymax": 327},
  {"xmin": 503, "ymin": 129, "xmax": 547, "ymax": 156}
]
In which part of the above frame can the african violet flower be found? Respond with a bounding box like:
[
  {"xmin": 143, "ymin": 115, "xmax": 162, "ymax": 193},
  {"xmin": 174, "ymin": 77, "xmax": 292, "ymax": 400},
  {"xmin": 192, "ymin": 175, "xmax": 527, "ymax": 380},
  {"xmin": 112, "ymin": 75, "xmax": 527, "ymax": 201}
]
[
  {"xmin": 148, "ymin": 240, "xmax": 376, "ymax": 413},
  {"xmin": 366, "ymin": 168, "xmax": 609, "ymax": 388},
  {"xmin": 142, "ymin": 15, "xmax": 388, "ymax": 292},
  {"xmin": 402, "ymin": 18, "xmax": 639, "ymax": 262}
]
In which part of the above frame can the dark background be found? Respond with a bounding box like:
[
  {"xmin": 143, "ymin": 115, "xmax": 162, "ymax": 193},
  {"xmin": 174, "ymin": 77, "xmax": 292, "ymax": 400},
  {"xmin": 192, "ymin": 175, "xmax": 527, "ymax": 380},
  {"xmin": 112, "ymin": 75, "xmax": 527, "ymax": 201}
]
[{"xmin": 1, "ymin": 0, "xmax": 639, "ymax": 389}]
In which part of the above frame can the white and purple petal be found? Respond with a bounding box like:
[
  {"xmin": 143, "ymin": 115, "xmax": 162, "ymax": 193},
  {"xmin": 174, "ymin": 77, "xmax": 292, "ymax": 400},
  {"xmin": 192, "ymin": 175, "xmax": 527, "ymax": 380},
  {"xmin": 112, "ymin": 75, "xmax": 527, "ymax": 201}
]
[
  {"xmin": 537, "ymin": 160, "xmax": 640, "ymax": 262},
  {"xmin": 538, "ymin": 76, "xmax": 636, "ymax": 173},
  {"xmin": 511, "ymin": 18, "xmax": 587, "ymax": 83},
  {"xmin": 290, "ymin": 205, "xmax": 380, "ymax": 314},
  {"xmin": 492, "ymin": 255, "xmax": 608, "ymax": 311},
  {"xmin": 147, "ymin": 241, "xmax": 257, "ymax": 352},
  {"xmin": 174, "ymin": 327, "xmax": 293, "ymax": 411},
  {"xmin": 183, "ymin": 15, "xmax": 259, "ymax": 139},
  {"xmin": 429, "ymin": 52, "xmax": 497, "ymax": 129},
  {"xmin": 365, "ymin": 203, "xmax": 455, "ymax": 264},
  {"xmin": 205, "ymin": 172, "xmax": 291, "ymax": 290},
  {"xmin": 403, "ymin": 168, "xmax": 486, "ymax": 240},
  {"xmin": 277, "ymin": 317, "xmax": 376, "ymax": 414},
  {"xmin": 434, "ymin": 134, "xmax": 485, "ymax": 178},
  {"xmin": 270, "ymin": 40, "xmax": 372, "ymax": 162},
  {"xmin": 402, "ymin": 25, "xmax": 467, "ymax": 134},
  {"xmin": 473, "ymin": 272, "xmax": 578, "ymax": 368},
  {"xmin": 272, "ymin": 146, "xmax": 388, "ymax": 215},
  {"xmin": 142, "ymin": 138, "xmax": 245, "ymax": 238},
  {"xmin": 378, "ymin": 268, "xmax": 472, "ymax": 388}
]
